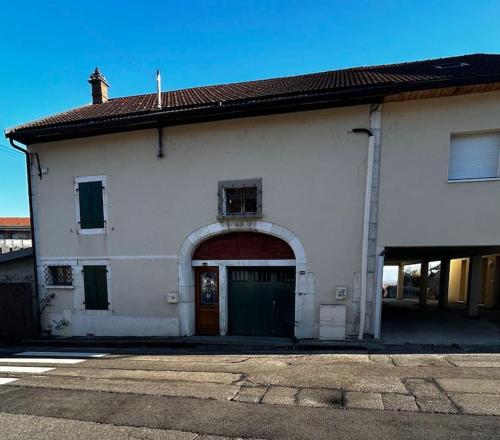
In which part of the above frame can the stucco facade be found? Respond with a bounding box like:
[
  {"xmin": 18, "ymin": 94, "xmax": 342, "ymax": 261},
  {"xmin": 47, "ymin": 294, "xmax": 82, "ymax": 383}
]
[
  {"xmin": 378, "ymin": 90, "xmax": 500, "ymax": 247},
  {"xmin": 32, "ymin": 106, "xmax": 372, "ymax": 338}
]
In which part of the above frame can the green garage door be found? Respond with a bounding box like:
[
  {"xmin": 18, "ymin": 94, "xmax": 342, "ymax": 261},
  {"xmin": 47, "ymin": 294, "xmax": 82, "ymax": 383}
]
[{"xmin": 228, "ymin": 267, "xmax": 295, "ymax": 337}]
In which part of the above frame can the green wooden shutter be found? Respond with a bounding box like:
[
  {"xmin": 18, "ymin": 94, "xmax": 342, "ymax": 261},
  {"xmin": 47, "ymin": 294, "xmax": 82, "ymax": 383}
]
[
  {"xmin": 83, "ymin": 266, "xmax": 96, "ymax": 309},
  {"xmin": 83, "ymin": 265, "xmax": 109, "ymax": 310},
  {"xmin": 78, "ymin": 182, "xmax": 93, "ymax": 229},
  {"xmin": 90, "ymin": 181, "xmax": 104, "ymax": 228},
  {"xmin": 78, "ymin": 181, "xmax": 104, "ymax": 229},
  {"xmin": 94, "ymin": 266, "xmax": 108, "ymax": 309}
]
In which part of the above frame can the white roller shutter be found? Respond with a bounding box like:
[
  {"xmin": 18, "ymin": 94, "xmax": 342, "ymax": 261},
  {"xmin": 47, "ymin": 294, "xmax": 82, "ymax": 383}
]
[{"xmin": 449, "ymin": 132, "xmax": 500, "ymax": 180}]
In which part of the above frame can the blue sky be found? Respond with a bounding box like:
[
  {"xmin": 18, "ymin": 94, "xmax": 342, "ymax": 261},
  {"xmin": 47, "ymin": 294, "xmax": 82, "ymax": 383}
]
[{"xmin": 1, "ymin": 0, "xmax": 500, "ymax": 216}]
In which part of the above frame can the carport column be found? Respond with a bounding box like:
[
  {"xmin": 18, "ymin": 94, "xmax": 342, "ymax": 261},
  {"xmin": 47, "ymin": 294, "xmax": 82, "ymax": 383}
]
[
  {"xmin": 419, "ymin": 261, "xmax": 429, "ymax": 307},
  {"xmin": 438, "ymin": 258, "xmax": 450, "ymax": 310},
  {"xmin": 396, "ymin": 263, "xmax": 405, "ymax": 300},
  {"xmin": 467, "ymin": 255, "xmax": 482, "ymax": 317}
]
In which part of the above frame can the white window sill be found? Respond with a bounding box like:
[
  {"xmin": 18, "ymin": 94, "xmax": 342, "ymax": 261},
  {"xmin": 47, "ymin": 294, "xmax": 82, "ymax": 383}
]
[
  {"xmin": 45, "ymin": 285, "xmax": 75, "ymax": 290},
  {"xmin": 77, "ymin": 228, "xmax": 106, "ymax": 235},
  {"xmin": 74, "ymin": 309, "xmax": 112, "ymax": 316},
  {"xmin": 217, "ymin": 214, "xmax": 262, "ymax": 220},
  {"xmin": 448, "ymin": 177, "xmax": 500, "ymax": 183}
]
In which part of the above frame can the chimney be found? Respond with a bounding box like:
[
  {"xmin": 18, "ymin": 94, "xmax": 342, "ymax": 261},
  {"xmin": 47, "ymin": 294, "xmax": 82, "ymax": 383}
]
[{"xmin": 88, "ymin": 67, "xmax": 109, "ymax": 104}]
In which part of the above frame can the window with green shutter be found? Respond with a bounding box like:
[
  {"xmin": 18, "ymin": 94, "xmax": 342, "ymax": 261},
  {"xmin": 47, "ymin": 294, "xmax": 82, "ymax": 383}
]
[
  {"xmin": 83, "ymin": 265, "xmax": 109, "ymax": 310},
  {"xmin": 78, "ymin": 181, "xmax": 105, "ymax": 229}
]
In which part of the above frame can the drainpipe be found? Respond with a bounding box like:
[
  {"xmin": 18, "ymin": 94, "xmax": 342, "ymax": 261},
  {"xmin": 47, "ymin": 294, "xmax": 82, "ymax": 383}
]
[
  {"xmin": 157, "ymin": 124, "xmax": 164, "ymax": 158},
  {"xmin": 352, "ymin": 128, "xmax": 374, "ymax": 340},
  {"xmin": 9, "ymin": 138, "xmax": 41, "ymax": 335}
]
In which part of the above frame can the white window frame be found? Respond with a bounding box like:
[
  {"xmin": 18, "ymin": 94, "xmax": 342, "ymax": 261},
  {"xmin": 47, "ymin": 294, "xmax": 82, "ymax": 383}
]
[
  {"xmin": 448, "ymin": 131, "xmax": 500, "ymax": 183},
  {"xmin": 74, "ymin": 175, "xmax": 108, "ymax": 235},
  {"xmin": 75, "ymin": 259, "xmax": 113, "ymax": 315}
]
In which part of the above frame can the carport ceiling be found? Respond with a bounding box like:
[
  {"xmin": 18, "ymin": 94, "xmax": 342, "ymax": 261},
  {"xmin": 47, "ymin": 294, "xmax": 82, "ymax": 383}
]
[{"xmin": 384, "ymin": 246, "xmax": 500, "ymax": 264}]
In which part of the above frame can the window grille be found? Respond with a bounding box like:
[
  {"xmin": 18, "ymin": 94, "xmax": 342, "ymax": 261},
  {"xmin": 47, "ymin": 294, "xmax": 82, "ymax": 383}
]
[
  {"xmin": 218, "ymin": 178, "xmax": 263, "ymax": 219},
  {"xmin": 44, "ymin": 265, "xmax": 73, "ymax": 286}
]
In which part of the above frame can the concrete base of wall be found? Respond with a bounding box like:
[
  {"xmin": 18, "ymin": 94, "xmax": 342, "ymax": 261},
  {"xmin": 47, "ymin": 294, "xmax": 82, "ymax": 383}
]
[{"xmin": 43, "ymin": 312, "xmax": 180, "ymax": 337}]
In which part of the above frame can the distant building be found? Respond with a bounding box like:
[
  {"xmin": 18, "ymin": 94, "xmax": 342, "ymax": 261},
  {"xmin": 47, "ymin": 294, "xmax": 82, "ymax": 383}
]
[
  {"xmin": 0, "ymin": 218, "xmax": 32, "ymax": 254},
  {"xmin": 0, "ymin": 248, "xmax": 37, "ymax": 338},
  {"xmin": 0, "ymin": 248, "xmax": 34, "ymax": 283}
]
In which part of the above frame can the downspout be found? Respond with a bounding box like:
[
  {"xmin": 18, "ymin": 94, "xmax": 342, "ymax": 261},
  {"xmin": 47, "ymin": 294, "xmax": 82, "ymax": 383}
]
[
  {"xmin": 352, "ymin": 127, "xmax": 374, "ymax": 340},
  {"xmin": 9, "ymin": 138, "xmax": 41, "ymax": 335},
  {"xmin": 157, "ymin": 124, "xmax": 164, "ymax": 158}
]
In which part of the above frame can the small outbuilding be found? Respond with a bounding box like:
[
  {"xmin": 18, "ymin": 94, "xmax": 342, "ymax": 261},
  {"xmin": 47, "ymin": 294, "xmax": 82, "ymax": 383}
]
[{"xmin": 0, "ymin": 248, "xmax": 37, "ymax": 338}]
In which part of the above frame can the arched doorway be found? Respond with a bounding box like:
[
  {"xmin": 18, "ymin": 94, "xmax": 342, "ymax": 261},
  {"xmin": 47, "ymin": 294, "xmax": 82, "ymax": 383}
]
[
  {"xmin": 192, "ymin": 232, "xmax": 295, "ymax": 336},
  {"xmin": 177, "ymin": 221, "xmax": 313, "ymax": 338}
]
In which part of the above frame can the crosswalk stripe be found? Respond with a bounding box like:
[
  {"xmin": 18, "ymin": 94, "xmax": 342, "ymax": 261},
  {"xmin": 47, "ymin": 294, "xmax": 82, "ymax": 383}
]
[
  {"xmin": 0, "ymin": 366, "xmax": 54, "ymax": 374},
  {"xmin": 15, "ymin": 351, "xmax": 108, "ymax": 358},
  {"xmin": 0, "ymin": 378, "xmax": 18, "ymax": 385},
  {"xmin": 0, "ymin": 358, "xmax": 85, "ymax": 365}
]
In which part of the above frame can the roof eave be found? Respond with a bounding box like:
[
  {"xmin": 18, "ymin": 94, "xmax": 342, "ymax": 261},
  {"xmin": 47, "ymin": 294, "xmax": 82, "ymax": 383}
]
[
  {"xmin": 7, "ymin": 91, "xmax": 385, "ymax": 144},
  {"xmin": 7, "ymin": 73, "xmax": 500, "ymax": 144}
]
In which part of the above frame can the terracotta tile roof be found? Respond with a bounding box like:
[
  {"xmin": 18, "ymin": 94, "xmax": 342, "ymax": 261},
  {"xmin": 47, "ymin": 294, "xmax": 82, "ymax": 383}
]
[
  {"xmin": 0, "ymin": 217, "xmax": 31, "ymax": 227},
  {"xmin": 6, "ymin": 54, "xmax": 500, "ymax": 143}
]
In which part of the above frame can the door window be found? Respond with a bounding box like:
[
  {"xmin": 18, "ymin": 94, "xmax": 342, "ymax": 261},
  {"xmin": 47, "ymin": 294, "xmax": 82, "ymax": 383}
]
[{"xmin": 200, "ymin": 271, "xmax": 218, "ymax": 305}]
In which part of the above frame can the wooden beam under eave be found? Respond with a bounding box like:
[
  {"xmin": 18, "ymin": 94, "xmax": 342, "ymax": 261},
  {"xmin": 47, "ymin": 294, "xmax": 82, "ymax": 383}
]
[{"xmin": 384, "ymin": 82, "xmax": 500, "ymax": 103}]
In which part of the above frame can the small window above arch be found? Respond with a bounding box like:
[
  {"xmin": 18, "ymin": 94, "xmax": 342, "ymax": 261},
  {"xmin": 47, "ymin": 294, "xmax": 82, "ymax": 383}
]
[{"xmin": 218, "ymin": 178, "xmax": 262, "ymax": 220}]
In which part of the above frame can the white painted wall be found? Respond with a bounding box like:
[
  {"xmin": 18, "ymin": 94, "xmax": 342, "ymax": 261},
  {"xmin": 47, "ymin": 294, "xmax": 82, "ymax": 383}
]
[
  {"xmin": 379, "ymin": 91, "xmax": 500, "ymax": 247},
  {"xmin": 31, "ymin": 106, "xmax": 369, "ymax": 337}
]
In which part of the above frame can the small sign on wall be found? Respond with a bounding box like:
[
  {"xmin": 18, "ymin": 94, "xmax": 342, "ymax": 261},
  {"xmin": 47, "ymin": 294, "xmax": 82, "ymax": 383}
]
[{"xmin": 166, "ymin": 292, "xmax": 178, "ymax": 304}]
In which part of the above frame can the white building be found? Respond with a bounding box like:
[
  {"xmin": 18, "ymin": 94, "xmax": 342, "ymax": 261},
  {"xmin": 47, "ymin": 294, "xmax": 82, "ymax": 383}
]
[{"xmin": 5, "ymin": 55, "xmax": 500, "ymax": 340}]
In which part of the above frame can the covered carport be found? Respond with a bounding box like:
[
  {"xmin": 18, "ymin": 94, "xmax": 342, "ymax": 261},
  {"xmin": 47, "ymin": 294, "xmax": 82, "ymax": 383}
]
[{"xmin": 380, "ymin": 246, "xmax": 500, "ymax": 345}]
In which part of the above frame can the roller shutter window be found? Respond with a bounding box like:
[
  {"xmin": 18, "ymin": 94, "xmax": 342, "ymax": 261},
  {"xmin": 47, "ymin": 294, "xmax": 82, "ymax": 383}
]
[{"xmin": 449, "ymin": 132, "xmax": 500, "ymax": 181}]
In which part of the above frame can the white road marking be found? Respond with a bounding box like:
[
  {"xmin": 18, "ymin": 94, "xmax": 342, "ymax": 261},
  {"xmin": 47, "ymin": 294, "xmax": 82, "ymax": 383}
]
[
  {"xmin": 16, "ymin": 351, "xmax": 108, "ymax": 358},
  {"xmin": 0, "ymin": 366, "xmax": 54, "ymax": 374},
  {"xmin": 0, "ymin": 358, "xmax": 85, "ymax": 365},
  {"xmin": 0, "ymin": 378, "xmax": 18, "ymax": 385}
]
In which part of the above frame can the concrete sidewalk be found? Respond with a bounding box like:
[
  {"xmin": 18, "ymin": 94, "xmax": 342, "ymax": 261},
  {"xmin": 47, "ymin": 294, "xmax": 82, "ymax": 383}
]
[
  {"xmin": 15, "ymin": 334, "xmax": 500, "ymax": 353},
  {"xmin": 1, "ymin": 348, "xmax": 500, "ymax": 415}
]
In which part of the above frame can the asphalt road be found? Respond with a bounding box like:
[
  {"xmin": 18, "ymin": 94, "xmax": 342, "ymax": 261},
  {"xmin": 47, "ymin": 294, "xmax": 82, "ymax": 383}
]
[{"xmin": 0, "ymin": 346, "xmax": 499, "ymax": 439}]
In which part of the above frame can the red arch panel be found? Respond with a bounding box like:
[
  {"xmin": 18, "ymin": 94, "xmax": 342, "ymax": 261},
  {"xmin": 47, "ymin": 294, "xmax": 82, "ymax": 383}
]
[{"xmin": 192, "ymin": 232, "xmax": 295, "ymax": 260}]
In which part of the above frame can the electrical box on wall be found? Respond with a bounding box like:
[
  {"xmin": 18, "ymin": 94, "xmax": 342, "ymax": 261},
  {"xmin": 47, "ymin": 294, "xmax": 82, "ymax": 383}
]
[
  {"xmin": 319, "ymin": 305, "xmax": 346, "ymax": 340},
  {"xmin": 335, "ymin": 286, "xmax": 348, "ymax": 301},
  {"xmin": 166, "ymin": 292, "xmax": 178, "ymax": 304}
]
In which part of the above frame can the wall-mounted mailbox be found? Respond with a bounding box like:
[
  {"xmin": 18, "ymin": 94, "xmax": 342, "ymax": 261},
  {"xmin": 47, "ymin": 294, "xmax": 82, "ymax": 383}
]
[{"xmin": 335, "ymin": 286, "xmax": 348, "ymax": 301}]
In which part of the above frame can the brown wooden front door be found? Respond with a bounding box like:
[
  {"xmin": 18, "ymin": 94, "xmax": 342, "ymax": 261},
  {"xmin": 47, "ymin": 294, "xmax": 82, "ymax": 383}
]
[{"xmin": 195, "ymin": 267, "xmax": 219, "ymax": 335}]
